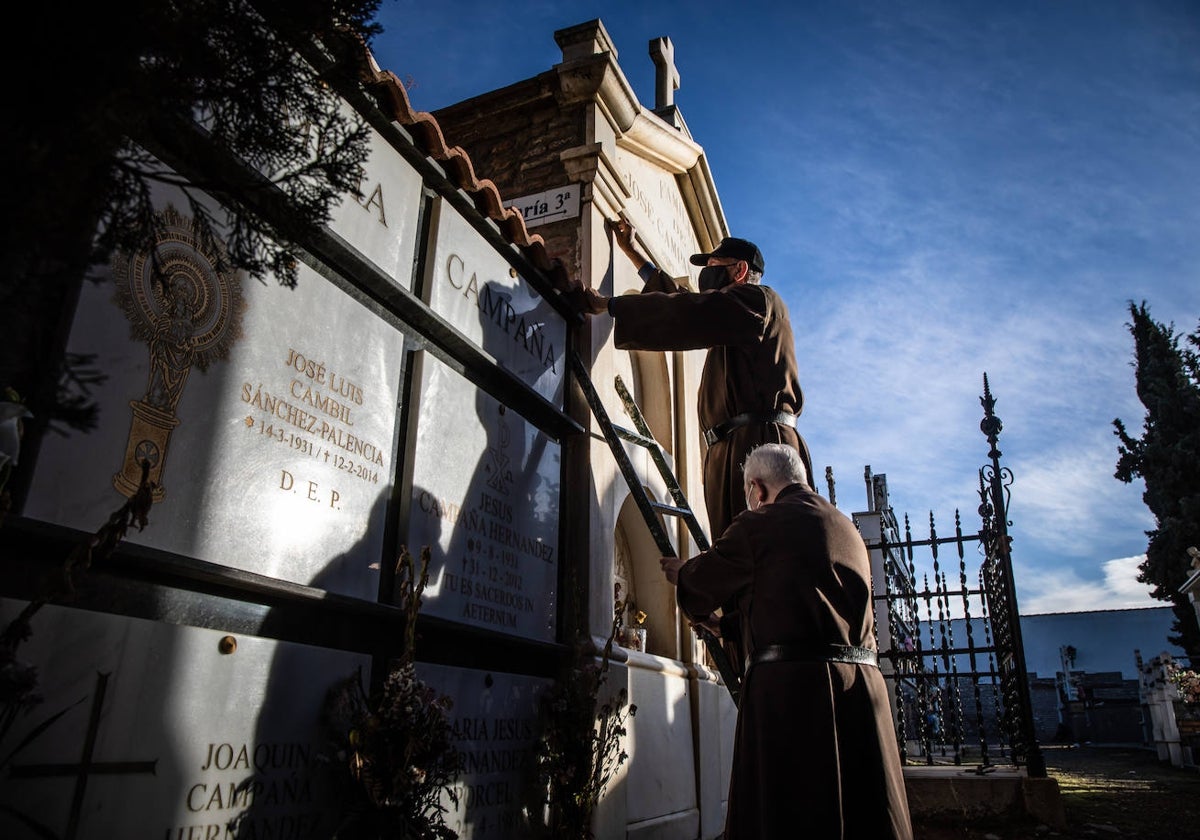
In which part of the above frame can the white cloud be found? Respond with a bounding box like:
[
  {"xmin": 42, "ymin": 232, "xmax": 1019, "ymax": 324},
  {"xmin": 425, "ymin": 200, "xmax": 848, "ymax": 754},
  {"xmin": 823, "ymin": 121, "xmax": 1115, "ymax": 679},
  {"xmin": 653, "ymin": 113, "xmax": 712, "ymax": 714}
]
[
  {"xmin": 1102, "ymin": 555, "xmax": 1156, "ymax": 601},
  {"xmin": 1006, "ymin": 435, "xmax": 1153, "ymax": 558},
  {"xmin": 1017, "ymin": 554, "xmax": 1158, "ymax": 614}
]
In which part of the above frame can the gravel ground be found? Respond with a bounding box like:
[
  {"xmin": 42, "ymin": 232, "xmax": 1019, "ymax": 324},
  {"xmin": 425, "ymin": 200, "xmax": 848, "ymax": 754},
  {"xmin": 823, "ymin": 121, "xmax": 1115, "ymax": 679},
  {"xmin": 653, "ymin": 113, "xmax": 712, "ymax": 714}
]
[{"xmin": 912, "ymin": 744, "xmax": 1200, "ymax": 839}]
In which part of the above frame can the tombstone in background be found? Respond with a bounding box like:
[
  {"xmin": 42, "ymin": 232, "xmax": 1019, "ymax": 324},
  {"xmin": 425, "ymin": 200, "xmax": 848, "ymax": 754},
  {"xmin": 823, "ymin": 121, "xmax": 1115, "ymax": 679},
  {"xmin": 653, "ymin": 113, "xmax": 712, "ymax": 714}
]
[{"xmin": 1138, "ymin": 651, "xmax": 1185, "ymax": 766}]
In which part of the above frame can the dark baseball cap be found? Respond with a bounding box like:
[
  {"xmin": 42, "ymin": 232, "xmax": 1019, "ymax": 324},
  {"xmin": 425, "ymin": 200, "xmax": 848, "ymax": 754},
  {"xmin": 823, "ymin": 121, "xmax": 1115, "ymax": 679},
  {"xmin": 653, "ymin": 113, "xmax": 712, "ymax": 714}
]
[{"xmin": 689, "ymin": 237, "xmax": 765, "ymax": 274}]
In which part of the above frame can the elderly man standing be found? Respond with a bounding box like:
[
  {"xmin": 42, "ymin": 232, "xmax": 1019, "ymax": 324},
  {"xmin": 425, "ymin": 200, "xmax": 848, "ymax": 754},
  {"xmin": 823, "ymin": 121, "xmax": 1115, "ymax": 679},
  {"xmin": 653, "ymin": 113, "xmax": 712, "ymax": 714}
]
[
  {"xmin": 661, "ymin": 443, "xmax": 913, "ymax": 840},
  {"xmin": 579, "ymin": 220, "xmax": 812, "ymax": 676}
]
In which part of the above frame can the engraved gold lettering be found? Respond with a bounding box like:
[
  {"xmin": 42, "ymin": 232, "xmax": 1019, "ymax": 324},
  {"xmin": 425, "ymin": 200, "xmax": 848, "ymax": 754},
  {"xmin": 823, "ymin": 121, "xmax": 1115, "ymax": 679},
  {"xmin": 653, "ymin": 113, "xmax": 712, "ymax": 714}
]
[
  {"xmin": 419, "ymin": 489, "xmax": 461, "ymax": 524},
  {"xmin": 328, "ymin": 371, "xmax": 364, "ymax": 405},
  {"xmin": 285, "ymin": 348, "xmax": 326, "ymax": 384},
  {"xmin": 291, "ymin": 379, "xmax": 354, "ymax": 426},
  {"xmin": 243, "ymin": 348, "xmax": 385, "ymax": 497},
  {"xmin": 318, "ymin": 421, "xmax": 384, "ymax": 465}
]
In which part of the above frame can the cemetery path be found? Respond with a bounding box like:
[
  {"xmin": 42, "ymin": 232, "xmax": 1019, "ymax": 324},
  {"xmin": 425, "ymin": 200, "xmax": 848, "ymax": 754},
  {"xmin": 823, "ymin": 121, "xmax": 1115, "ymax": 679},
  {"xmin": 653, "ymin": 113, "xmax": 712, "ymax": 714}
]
[{"xmin": 913, "ymin": 744, "xmax": 1200, "ymax": 839}]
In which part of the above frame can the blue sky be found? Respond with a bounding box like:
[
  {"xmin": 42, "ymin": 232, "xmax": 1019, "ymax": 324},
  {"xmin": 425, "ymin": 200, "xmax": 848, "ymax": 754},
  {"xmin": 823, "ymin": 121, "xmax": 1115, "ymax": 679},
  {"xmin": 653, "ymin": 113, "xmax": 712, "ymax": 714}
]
[{"xmin": 368, "ymin": 0, "xmax": 1200, "ymax": 614}]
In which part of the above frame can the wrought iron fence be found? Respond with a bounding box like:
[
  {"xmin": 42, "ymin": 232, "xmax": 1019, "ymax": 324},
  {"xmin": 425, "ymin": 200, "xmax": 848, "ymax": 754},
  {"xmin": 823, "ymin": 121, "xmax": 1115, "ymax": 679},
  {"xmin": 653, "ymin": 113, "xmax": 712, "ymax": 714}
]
[{"xmin": 857, "ymin": 376, "xmax": 1046, "ymax": 777}]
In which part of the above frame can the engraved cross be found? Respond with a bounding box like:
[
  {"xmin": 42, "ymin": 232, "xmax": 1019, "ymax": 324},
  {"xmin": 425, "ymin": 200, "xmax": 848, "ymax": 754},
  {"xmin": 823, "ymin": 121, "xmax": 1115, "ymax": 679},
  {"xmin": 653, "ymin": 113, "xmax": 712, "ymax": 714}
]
[{"xmin": 9, "ymin": 671, "xmax": 158, "ymax": 840}]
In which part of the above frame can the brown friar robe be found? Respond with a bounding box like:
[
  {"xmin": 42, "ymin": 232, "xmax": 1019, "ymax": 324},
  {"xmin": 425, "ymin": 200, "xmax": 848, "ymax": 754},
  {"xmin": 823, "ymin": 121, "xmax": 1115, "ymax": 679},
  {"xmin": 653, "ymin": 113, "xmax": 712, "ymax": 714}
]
[
  {"xmin": 675, "ymin": 483, "xmax": 914, "ymax": 840},
  {"xmin": 609, "ymin": 267, "xmax": 811, "ymax": 675},
  {"xmin": 609, "ymin": 271, "xmax": 809, "ymax": 538}
]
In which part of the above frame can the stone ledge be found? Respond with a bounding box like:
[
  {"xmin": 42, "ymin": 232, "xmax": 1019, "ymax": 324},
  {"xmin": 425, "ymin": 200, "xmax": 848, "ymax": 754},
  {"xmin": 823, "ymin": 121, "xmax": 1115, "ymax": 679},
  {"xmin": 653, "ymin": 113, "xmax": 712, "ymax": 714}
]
[{"xmin": 903, "ymin": 765, "xmax": 1066, "ymax": 828}]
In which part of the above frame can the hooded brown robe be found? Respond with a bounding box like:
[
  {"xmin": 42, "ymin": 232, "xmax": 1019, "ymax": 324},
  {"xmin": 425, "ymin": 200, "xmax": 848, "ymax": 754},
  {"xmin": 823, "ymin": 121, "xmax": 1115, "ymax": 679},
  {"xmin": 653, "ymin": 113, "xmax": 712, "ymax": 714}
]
[{"xmin": 675, "ymin": 483, "xmax": 913, "ymax": 840}]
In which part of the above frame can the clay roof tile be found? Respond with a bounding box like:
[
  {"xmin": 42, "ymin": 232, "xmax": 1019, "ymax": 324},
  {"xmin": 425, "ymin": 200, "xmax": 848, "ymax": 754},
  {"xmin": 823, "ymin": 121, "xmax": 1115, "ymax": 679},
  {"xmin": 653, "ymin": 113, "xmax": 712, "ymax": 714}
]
[{"xmin": 359, "ymin": 59, "xmax": 572, "ymax": 295}]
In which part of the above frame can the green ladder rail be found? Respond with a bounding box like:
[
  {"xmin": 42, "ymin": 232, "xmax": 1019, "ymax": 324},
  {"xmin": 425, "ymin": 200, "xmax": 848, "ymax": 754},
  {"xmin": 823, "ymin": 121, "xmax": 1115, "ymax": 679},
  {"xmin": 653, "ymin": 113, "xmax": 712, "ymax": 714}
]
[{"xmin": 569, "ymin": 350, "xmax": 742, "ymax": 707}]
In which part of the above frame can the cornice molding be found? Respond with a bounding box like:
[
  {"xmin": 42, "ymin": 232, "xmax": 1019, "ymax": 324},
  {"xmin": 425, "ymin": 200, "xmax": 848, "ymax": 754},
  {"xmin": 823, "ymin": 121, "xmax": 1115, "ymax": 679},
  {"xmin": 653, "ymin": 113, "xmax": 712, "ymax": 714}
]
[{"xmin": 551, "ymin": 20, "xmax": 724, "ymax": 238}]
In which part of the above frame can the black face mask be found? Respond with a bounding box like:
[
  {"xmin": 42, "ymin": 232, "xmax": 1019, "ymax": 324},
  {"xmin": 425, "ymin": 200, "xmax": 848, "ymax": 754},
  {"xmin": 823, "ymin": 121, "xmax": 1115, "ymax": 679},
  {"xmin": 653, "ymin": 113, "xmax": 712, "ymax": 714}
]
[{"xmin": 698, "ymin": 264, "xmax": 733, "ymax": 292}]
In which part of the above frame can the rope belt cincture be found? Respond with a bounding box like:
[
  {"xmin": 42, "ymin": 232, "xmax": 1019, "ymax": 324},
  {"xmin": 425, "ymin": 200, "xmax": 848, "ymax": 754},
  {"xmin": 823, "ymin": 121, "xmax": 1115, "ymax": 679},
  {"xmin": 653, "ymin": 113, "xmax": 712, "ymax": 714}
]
[
  {"xmin": 746, "ymin": 643, "xmax": 879, "ymax": 674},
  {"xmin": 703, "ymin": 410, "xmax": 797, "ymax": 447}
]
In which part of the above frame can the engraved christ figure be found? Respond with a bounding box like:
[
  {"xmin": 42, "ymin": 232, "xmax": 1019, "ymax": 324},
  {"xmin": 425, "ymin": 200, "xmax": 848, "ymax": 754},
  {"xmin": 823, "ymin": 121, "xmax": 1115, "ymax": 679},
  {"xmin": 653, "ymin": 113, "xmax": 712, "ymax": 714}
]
[
  {"xmin": 111, "ymin": 205, "xmax": 245, "ymax": 499},
  {"xmin": 145, "ymin": 274, "xmax": 201, "ymax": 413}
]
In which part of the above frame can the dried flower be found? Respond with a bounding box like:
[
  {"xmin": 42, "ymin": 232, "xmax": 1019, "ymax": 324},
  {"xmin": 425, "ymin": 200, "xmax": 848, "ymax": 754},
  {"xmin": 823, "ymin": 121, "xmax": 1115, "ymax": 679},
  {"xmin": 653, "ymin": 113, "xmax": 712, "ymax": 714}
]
[
  {"xmin": 524, "ymin": 595, "xmax": 635, "ymax": 839},
  {"xmin": 321, "ymin": 547, "xmax": 461, "ymax": 839}
]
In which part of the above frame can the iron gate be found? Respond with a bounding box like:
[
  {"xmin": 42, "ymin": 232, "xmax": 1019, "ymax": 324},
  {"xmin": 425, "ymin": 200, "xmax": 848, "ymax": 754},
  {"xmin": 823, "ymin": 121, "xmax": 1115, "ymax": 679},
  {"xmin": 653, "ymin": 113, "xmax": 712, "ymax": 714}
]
[{"xmin": 856, "ymin": 376, "xmax": 1047, "ymax": 777}]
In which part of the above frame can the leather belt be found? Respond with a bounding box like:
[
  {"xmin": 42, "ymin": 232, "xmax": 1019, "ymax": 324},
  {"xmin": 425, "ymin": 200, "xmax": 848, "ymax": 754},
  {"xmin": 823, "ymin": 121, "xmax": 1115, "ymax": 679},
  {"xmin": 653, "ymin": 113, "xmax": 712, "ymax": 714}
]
[
  {"xmin": 746, "ymin": 643, "xmax": 879, "ymax": 673},
  {"xmin": 703, "ymin": 410, "xmax": 797, "ymax": 447}
]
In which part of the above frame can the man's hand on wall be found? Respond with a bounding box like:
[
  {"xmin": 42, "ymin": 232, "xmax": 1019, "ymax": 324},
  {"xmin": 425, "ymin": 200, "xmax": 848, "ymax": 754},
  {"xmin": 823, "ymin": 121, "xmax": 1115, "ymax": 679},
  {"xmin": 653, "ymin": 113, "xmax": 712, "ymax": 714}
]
[
  {"xmin": 608, "ymin": 217, "xmax": 648, "ymax": 270},
  {"xmin": 691, "ymin": 612, "xmax": 722, "ymax": 638},
  {"xmin": 561, "ymin": 281, "xmax": 609, "ymax": 316},
  {"xmin": 582, "ymin": 286, "xmax": 609, "ymax": 315},
  {"xmin": 660, "ymin": 555, "xmax": 685, "ymax": 585}
]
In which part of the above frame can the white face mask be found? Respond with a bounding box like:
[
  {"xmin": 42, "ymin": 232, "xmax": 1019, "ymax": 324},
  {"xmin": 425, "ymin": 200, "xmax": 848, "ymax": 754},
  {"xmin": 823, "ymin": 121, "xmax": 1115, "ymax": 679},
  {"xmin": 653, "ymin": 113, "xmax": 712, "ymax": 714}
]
[{"xmin": 745, "ymin": 481, "xmax": 758, "ymax": 512}]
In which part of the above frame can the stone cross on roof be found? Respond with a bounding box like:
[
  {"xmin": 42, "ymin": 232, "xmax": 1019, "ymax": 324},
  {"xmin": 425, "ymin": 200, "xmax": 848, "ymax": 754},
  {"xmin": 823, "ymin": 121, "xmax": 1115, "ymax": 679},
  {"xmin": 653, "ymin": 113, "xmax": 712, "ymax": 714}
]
[{"xmin": 650, "ymin": 36, "xmax": 679, "ymax": 110}]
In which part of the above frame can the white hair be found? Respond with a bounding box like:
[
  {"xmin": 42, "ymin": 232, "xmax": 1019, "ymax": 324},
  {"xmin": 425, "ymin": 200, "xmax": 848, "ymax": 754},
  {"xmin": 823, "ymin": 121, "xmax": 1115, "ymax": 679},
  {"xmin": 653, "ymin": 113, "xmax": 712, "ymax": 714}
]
[{"xmin": 742, "ymin": 443, "xmax": 808, "ymax": 488}]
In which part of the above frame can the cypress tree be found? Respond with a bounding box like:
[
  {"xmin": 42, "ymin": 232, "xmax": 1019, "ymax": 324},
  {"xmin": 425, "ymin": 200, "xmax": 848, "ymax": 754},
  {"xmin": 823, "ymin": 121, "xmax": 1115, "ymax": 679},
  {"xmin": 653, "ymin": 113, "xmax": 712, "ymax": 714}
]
[
  {"xmin": 1113, "ymin": 301, "xmax": 1200, "ymax": 658},
  {"xmin": 1, "ymin": 0, "xmax": 382, "ymax": 499}
]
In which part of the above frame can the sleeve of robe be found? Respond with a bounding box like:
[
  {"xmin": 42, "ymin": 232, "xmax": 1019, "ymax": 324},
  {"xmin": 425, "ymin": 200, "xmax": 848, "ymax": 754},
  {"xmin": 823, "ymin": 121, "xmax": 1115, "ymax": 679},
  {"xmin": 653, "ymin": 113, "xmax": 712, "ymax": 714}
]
[
  {"xmin": 609, "ymin": 279, "xmax": 771, "ymax": 352},
  {"xmin": 675, "ymin": 513, "xmax": 757, "ymax": 622}
]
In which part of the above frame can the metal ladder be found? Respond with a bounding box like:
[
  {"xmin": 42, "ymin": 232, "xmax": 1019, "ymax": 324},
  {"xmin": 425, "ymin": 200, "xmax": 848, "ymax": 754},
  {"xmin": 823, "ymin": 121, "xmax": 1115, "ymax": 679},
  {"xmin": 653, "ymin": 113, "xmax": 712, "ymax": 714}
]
[{"xmin": 568, "ymin": 350, "xmax": 741, "ymax": 707}]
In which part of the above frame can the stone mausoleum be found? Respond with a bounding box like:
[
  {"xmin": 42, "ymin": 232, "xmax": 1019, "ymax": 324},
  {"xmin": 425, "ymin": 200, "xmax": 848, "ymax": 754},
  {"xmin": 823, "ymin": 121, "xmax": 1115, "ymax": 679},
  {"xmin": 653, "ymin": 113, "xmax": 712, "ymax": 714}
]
[{"xmin": 0, "ymin": 16, "xmax": 754, "ymax": 840}]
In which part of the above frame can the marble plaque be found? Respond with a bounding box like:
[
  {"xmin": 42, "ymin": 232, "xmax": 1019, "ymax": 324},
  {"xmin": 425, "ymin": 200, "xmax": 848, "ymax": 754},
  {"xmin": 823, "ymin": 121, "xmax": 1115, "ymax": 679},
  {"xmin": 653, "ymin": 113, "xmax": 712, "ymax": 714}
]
[
  {"xmin": 22, "ymin": 185, "xmax": 407, "ymax": 600},
  {"xmin": 416, "ymin": 663, "xmax": 551, "ymax": 839},
  {"xmin": 0, "ymin": 599, "xmax": 371, "ymax": 840},
  {"xmin": 325, "ymin": 109, "xmax": 424, "ymax": 291},
  {"xmin": 425, "ymin": 200, "xmax": 566, "ymax": 405},
  {"xmin": 614, "ymin": 149, "xmax": 701, "ymax": 282},
  {"xmin": 406, "ymin": 354, "xmax": 559, "ymax": 642}
]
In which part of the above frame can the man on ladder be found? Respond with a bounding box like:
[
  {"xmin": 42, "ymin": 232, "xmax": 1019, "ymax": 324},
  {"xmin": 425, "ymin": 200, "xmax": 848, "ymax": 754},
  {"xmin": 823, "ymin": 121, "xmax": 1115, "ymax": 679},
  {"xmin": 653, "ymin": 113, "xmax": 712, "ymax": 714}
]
[{"xmin": 577, "ymin": 218, "xmax": 813, "ymax": 680}]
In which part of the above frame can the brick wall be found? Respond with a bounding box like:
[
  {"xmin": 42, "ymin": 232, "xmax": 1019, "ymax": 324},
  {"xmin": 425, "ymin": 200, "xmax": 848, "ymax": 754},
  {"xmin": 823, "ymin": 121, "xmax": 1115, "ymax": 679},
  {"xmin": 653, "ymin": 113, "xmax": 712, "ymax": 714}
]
[
  {"xmin": 433, "ymin": 78, "xmax": 588, "ymax": 278},
  {"xmin": 434, "ymin": 79, "xmax": 586, "ymax": 207}
]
